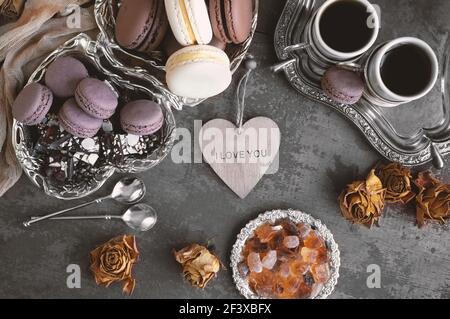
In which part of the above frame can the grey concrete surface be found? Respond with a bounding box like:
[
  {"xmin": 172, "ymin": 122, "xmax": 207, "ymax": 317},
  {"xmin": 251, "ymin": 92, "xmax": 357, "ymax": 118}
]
[{"xmin": 1, "ymin": 0, "xmax": 450, "ymax": 299}]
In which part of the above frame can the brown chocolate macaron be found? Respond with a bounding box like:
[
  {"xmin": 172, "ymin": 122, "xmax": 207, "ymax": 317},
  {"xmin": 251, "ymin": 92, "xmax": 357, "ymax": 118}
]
[
  {"xmin": 115, "ymin": 0, "xmax": 168, "ymax": 53},
  {"xmin": 209, "ymin": 0, "xmax": 254, "ymax": 44}
]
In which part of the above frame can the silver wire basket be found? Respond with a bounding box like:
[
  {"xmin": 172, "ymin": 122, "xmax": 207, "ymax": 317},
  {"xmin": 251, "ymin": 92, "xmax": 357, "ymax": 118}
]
[
  {"xmin": 12, "ymin": 34, "xmax": 176, "ymax": 200},
  {"xmin": 94, "ymin": 0, "xmax": 259, "ymax": 110}
]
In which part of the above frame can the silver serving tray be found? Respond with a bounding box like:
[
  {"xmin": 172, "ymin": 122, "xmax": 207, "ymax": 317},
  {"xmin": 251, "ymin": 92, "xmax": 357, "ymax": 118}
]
[
  {"xmin": 94, "ymin": 0, "xmax": 259, "ymax": 110},
  {"xmin": 274, "ymin": 0, "xmax": 450, "ymax": 168},
  {"xmin": 12, "ymin": 34, "xmax": 176, "ymax": 200},
  {"xmin": 231, "ymin": 209, "xmax": 340, "ymax": 299}
]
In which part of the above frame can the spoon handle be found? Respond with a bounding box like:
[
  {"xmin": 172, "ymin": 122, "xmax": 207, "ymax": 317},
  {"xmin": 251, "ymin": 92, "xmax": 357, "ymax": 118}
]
[
  {"xmin": 23, "ymin": 195, "xmax": 111, "ymax": 227},
  {"xmin": 30, "ymin": 215, "xmax": 121, "ymax": 221}
]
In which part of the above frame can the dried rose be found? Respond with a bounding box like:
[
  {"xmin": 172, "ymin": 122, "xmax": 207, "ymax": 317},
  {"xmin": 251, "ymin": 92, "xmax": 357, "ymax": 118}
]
[
  {"xmin": 414, "ymin": 172, "xmax": 450, "ymax": 227},
  {"xmin": 90, "ymin": 235, "xmax": 139, "ymax": 295},
  {"xmin": 376, "ymin": 163, "xmax": 415, "ymax": 204},
  {"xmin": 174, "ymin": 244, "xmax": 221, "ymax": 289},
  {"xmin": 339, "ymin": 169, "xmax": 386, "ymax": 228}
]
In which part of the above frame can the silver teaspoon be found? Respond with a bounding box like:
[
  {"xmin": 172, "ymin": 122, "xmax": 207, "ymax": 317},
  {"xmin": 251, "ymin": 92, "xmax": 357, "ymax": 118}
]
[
  {"xmin": 30, "ymin": 204, "xmax": 158, "ymax": 232},
  {"xmin": 23, "ymin": 177, "xmax": 146, "ymax": 227}
]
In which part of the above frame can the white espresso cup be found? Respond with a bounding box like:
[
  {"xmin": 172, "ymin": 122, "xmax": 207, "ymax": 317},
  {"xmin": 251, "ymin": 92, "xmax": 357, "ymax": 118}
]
[
  {"xmin": 310, "ymin": 0, "xmax": 380, "ymax": 62},
  {"xmin": 364, "ymin": 37, "xmax": 439, "ymax": 107}
]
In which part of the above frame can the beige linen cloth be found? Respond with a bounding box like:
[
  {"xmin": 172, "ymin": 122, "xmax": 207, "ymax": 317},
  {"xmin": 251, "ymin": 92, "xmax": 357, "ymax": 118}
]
[{"xmin": 0, "ymin": 0, "xmax": 97, "ymax": 197}]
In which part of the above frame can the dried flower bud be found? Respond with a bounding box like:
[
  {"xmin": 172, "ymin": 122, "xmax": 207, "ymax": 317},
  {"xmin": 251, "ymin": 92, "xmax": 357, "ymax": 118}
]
[
  {"xmin": 339, "ymin": 169, "xmax": 386, "ymax": 228},
  {"xmin": 376, "ymin": 163, "xmax": 415, "ymax": 204},
  {"xmin": 90, "ymin": 235, "xmax": 139, "ymax": 295},
  {"xmin": 414, "ymin": 172, "xmax": 450, "ymax": 227},
  {"xmin": 174, "ymin": 244, "xmax": 221, "ymax": 289}
]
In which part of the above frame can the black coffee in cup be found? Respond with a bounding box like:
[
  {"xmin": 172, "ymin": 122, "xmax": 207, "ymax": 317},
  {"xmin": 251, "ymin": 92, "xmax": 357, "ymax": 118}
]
[
  {"xmin": 319, "ymin": 0, "xmax": 374, "ymax": 53},
  {"xmin": 380, "ymin": 44, "xmax": 433, "ymax": 96}
]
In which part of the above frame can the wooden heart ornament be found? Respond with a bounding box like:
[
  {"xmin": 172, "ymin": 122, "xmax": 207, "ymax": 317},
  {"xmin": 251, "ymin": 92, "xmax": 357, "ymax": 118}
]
[{"xmin": 199, "ymin": 117, "xmax": 281, "ymax": 199}]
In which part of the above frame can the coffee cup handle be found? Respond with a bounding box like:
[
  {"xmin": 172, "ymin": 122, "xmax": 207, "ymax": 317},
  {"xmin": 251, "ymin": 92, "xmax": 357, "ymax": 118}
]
[
  {"xmin": 283, "ymin": 43, "xmax": 311, "ymax": 55},
  {"xmin": 272, "ymin": 43, "xmax": 365, "ymax": 74},
  {"xmin": 271, "ymin": 43, "xmax": 311, "ymax": 73},
  {"xmin": 336, "ymin": 62, "xmax": 364, "ymax": 73}
]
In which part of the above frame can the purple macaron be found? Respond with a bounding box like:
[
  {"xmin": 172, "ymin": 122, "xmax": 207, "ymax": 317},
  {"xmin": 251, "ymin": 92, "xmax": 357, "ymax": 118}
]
[
  {"xmin": 12, "ymin": 83, "xmax": 53, "ymax": 126},
  {"xmin": 75, "ymin": 78, "xmax": 118, "ymax": 119},
  {"xmin": 120, "ymin": 100, "xmax": 164, "ymax": 136},
  {"xmin": 321, "ymin": 67, "xmax": 364, "ymax": 105},
  {"xmin": 59, "ymin": 98, "xmax": 103, "ymax": 138},
  {"xmin": 45, "ymin": 57, "xmax": 89, "ymax": 98}
]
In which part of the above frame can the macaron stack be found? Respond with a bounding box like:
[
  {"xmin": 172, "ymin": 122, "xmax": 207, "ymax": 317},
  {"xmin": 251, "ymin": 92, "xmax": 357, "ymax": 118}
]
[
  {"xmin": 12, "ymin": 56, "xmax": 91, "ymax": 129},
  {"xmin": 59, "ymin": 75, "xmax": 119, "ymax": 138},
  {"xmin": 13, "ymin": 56, "xmax": 165, "ymax": 139},
  {"xmin": 114, "ymin": 0, "xmax": 254, "ymax": 99}
]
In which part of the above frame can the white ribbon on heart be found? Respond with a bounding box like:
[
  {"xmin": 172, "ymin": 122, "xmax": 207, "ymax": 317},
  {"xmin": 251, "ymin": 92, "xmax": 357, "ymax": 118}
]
[{"xmin": 199, "ymin": 57, "xmax": 281, "ymax": 198}]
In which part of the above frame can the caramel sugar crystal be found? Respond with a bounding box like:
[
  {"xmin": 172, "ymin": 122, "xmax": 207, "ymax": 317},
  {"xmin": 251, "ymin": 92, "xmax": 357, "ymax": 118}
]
[{"xmin": 242, "ymin": 221, "xmax": 331, "ymax": 299}]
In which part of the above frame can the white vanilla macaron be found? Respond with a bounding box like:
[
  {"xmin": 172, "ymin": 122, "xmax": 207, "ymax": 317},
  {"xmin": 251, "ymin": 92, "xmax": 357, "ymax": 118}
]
[
  {"xmin": 166, "ymin": 45, "xmax": 232, "ymax": 99},
  {"xmin": 165, "ymin": 0, "xmax": 213, "ymax": 46}
]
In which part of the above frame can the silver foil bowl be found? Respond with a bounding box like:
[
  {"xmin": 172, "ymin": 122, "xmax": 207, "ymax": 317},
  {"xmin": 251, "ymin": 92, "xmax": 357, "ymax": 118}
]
[
  {"xmin": 12, "ymin": 34, "xmax": 176, "ymax": 200},
  {"xmin": 231, "ymin": 209, "xmax": 340, "ymax": 299},
  {"xmin": 94, "ymin": 0, "xmax": 259, "ymax": 110}
]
